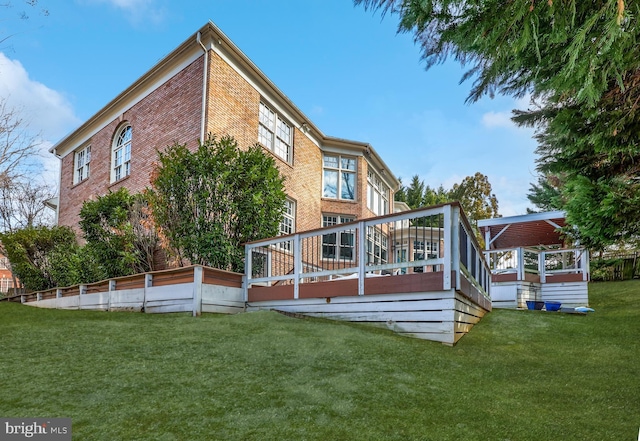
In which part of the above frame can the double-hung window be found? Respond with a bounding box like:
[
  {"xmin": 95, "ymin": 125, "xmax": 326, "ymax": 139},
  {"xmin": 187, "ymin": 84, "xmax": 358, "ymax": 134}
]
[
  {"xmin": 323, "ymin": 155, "xmax": 356, "ymax": 200},
  {"xmin": 322, "ymin": 215, "xmax": 355, "ymax": 260},
  {"xmin": 74, "ymin": 145, "xmax": 91, "ymax": 184},
  {"xmin": 258, "ymin": 102, "xmax": 292, "ymax": 163},
  {"xmin": 367, "ymin": 170, "xmax": 389, "ymax": 215},
  {"xmin": 414, "ymin": 240, "xmax": 438, "ymax": 261},
  {"xmin": 366, "ymin": 226, "xmax": 388, "ymax": 265},
  {"xmin": 112, "ymin": 125, "xmax": 132, "ymax": 182},
  {"xmin": 278, "ymin": 199, "xmax": 296, "ymax": 251}
]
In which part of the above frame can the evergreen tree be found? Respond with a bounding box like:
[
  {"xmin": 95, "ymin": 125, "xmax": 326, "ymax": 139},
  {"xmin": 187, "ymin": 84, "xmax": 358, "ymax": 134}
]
[
  {"xmin": 356, "ymin": 0, "xmax": 640, "ymax": 249},
  {"xmin": 406, "ymin": 175, "xmax": 426, "ymax": 209}
]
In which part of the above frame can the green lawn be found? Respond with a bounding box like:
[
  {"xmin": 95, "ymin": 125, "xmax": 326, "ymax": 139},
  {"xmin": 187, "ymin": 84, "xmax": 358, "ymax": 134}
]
[{"xmin": 1, "ymin": 281, "xmax": 638, "ymax": 440}]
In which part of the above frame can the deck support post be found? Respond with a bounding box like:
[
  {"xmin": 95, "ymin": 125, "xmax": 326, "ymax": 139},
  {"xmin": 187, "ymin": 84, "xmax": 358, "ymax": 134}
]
[
  {"xmin": 244, "ymin": 246, "xmax": 252, "ymax": 303},
  {"xmin": 443, "ymin": 205, "xmax": 452, "ymax": 290},
  {"xmin": 108, "ymin": 280, "xmax": 116, "ymax": 311},
  {"xmin": 517, "ymin": 247, "xmax": 525, "ymax": 281},
  {"xmin": 451, "ymin": 206, "xmax": 461, "ymax": 290},
  {"xmin": 192, "ymin": 267, "xmax": 202, "ymax": 317},
  {"xmin": 294, "ymin": 235, "xmax": 301, "ymax": 300},
  {"xmin": 358, "ymin": 221, "xmax": 366, "ymax": 295}
]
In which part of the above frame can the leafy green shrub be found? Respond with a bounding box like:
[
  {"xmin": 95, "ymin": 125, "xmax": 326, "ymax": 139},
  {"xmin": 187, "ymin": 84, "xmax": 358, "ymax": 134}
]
[
  {"xmin": 149, "ymin": 135, "xmax": 286, "ymax": 272},
  {"xmin": 79, "ymin": 188, "xmax": 161, "ymax": 280},
  {"xmin": 0, "ymin": 226, "xmax": 81, "ymax": 291}
]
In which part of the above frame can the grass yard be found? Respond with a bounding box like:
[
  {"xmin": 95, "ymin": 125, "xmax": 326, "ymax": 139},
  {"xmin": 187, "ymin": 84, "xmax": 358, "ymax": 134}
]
[{"xmin": 1, "ymin": 280, "xmax": 638, "ymax": 440}]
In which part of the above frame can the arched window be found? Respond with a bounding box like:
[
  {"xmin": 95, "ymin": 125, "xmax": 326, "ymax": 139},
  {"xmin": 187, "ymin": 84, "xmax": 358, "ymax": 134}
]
[{"xmin": 112, "ymin": 125, "xmax": 132, "ymax": 182}]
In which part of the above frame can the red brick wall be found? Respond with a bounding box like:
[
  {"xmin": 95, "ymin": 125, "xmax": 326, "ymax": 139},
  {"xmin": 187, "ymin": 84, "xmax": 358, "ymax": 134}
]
[
  {"xmin": 58, "ymin": 57, "xmax": 204, "ymax": 229},
  {"xmin": 58, "ymin": 48, "xmax": 385, "ymax": 238},
  {"xmin": 206, "ymin": 50, "xmax": 323, "ymax": 232}
]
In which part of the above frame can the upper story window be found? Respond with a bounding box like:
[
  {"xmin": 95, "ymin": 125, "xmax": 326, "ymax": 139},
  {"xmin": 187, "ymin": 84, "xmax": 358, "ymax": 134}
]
[
  {"xmin": 73, "ymin": 145, "xmax": 91, "ymax": 184},
  {"xmin": 112, "ymin": 125, "xmax": 132, "ymax": 182},
  {"xmin": 278, "ymin": 199, "xmax": 296, "ymax": 251},
  {"xmin": 258, "ymin": 102, "xmax": 292, "ymax": 163},
  {"xmin": 367, "ymin": 170, "xmax": 389, "ymax": 216},
  {"xmin": 323, "ymin": 154, "xmax": 356, "ymax": 201},
  {"xmin": 0, "ymin": 257, "xmax": 8, "ymax": 269}
]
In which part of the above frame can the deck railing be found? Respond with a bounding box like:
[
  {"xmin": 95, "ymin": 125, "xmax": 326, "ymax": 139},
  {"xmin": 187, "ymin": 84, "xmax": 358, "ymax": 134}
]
[
  {"xmin": 484, "ymin": 247, "xmax": 589, "ymax": 283},
  {"xmin": 244, "ymin": 203, "xmax": 491, "ymax": 301}
]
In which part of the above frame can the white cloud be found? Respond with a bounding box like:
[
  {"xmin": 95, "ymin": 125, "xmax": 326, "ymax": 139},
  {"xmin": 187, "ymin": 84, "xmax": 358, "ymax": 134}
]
[
  {"xmin": 481, "ymin": 93, "xmax": 535, "ymax": 130},
  {"xmin": 481, "ymin": 111, "xmax": 514, "ymax": 129},
  {"xmin": 0, "ymin": 53, "xmax": 79, "ymax": 187},
  {"xmin": 0, "ymin": 53, "xmax": 80, "ymax": 140}
]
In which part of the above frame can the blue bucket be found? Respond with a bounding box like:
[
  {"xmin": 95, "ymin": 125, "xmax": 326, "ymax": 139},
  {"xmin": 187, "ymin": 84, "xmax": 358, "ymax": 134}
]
[
  {"xmin": 526, "ymin": 300, "xmax": 544, "ymax": 310},
  {"xmin": 545, "ymin": 301, "xmax": 562, "ymax": 312}
]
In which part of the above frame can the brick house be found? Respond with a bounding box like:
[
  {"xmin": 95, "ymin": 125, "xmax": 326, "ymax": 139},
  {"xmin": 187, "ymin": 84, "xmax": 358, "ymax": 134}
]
[{"xmin": 51, "ymin": 21, "xmax": 399, "ymax": 261}]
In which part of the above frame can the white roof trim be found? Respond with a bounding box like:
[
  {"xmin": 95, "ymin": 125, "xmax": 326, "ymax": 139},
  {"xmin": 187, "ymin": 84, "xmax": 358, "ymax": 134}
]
[{"xmin": 478, "ymin": 210, "xmax": 566, "ymax": 228}]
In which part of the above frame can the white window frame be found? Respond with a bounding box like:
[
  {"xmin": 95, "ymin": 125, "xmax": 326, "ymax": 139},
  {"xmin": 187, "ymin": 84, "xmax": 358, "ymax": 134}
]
[
  {"xmin": 321, "ymin": 215, "xmax": 355, "ymax": 261},
  {"xmin": 322, "ymin": 154, "xmax": 357, "ymax": 201},
  {"xmin": 413, "ymin": 240, "xmax": 439, "ymax": 260},
  {"xmin": 367, "ymin": 170, "xmax": 389, "ymax": 216},
  {"xmin": 0, "ymin": 277, "xmax": 12, "ymax": 293},
  {"xmin": 258, "ymin": 102, "xmax": 292, "ymax": 163},
  {"xmin": 74, "ymin": 145, "xmax": 91, "ymax": 184},
  {"xmin": 278, "ymin": 199, "xmax": 296, "ymax": 251},
  {"xmin": 112, "ymin": 125, "xmax": 132, "ymax": 182},
  {"xmin": 366, "ymin": 226, "xmax": 388, "ymax": 265}
]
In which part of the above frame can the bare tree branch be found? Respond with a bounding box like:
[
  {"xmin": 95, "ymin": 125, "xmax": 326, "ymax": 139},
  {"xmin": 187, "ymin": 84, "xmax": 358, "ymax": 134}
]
[
  {"xmin": 0, "ymin": 178, "xmax": 55, "ymax": 233},
  {"xmin": 0, "ymin": 99, "xmax": 41, "ymax": 182}
]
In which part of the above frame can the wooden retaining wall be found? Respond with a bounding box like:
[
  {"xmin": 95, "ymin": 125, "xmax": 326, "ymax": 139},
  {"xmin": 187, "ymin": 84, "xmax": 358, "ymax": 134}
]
[{"xmin": 9, "ymin": 266, "xmax": 244, "ymax": 316}]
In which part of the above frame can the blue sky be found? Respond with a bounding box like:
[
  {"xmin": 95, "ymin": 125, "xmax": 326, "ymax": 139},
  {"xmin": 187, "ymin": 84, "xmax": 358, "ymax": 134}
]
[{"xmin": 0, "ymin": 0, "xmax": 539, "ymax": 216}]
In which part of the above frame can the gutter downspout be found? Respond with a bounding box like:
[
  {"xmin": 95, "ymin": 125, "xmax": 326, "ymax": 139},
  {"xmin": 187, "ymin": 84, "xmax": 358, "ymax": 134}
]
[
  {"xmin": 53, "ymin": 148, "xmax": 62, "ymax": 226},
  {"xmin": 196, "ymin": 31, "xmax": 208, "ymax": 143}
]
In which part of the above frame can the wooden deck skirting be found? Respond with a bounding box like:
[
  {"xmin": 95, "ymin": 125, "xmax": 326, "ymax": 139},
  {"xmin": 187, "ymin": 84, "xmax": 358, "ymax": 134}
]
[
  {"xmin": 545, "ymin": 273, "xmax": 584, "ymax": 283},
  {"xmin": 492, "ymin": 272, "xmax": 540, "ymax": 283},
  {"xmin": 248, "ymin": 272, "xmax": 446, "ymax": 302},
  {"xmin": 247, "ymin": 270, "xmax": 491, "ymax": 345}
]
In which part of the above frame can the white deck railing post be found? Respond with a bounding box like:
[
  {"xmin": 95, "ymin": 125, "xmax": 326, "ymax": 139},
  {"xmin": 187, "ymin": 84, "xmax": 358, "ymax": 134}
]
[
  {"xmin": 540, "ymin": 251, "xmax": 546, "ymax": 283},
  {"xmin": 443, "ymin": 204, "xmax": 452, "ymax": 290},
  {"xmin": 451, "ymin": 206, "xmax": 460, "ymax": 289},
  {"xmin": 244, "ymin": 245, "xmax": 252, "ymax": 303},
  {"xmin": 192, "ymin": 267, "xmax": 202, "ymax": 317},
  {"xmin": 517, "ymin": 247, "xmax": 525, "ymax": 281},
  {"xmin": 358, "ymin": 221, "xmax": 366, "ymax": 295},
  {"xmin": 294, "ymin": 235, "xmax": 301, "ymax": 299},
  {"xmin": 108, "ymin": 280, "xmax": 116, "ymax": 311}
]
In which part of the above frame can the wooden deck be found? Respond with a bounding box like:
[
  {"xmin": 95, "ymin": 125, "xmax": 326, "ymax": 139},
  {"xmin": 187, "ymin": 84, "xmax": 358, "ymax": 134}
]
[
  {"xmin": 485, "ymin": 247, "xmax": 589, "ymax": 308},
  {"xmin": 2, "ymin": 266, "xmax": 245, "ymax": 316},
  {"xmin": 245, "ymin": 203, "xmax": 492, "ymax": 345},
  {"xmin": 3, "ymin": 204, "xmax": 493, "ymax": 346}
]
